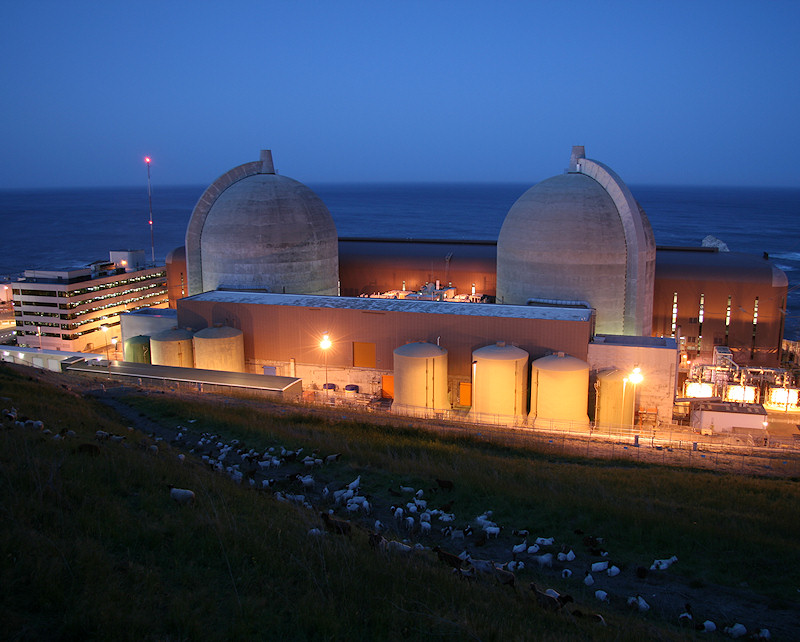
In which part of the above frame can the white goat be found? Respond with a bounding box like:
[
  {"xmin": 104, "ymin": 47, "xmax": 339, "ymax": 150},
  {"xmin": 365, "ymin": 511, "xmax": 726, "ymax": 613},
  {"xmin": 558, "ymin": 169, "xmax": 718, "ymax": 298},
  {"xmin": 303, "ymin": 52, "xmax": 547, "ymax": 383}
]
[
  {"xmin": 169, "ymin": 486, "xmax": 195, "ymax": 505},
  {"xmin": 650, "ymin": 555, "xmax": 678, "ymax": 570}
]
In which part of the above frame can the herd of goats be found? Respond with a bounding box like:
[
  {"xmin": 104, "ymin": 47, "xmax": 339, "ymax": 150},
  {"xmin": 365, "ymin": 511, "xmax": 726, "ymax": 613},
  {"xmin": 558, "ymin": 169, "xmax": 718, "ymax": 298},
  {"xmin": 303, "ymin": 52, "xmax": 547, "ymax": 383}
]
[{"xmin": 2, "ymin": 400, "xmax": 776, "ymax": 639}]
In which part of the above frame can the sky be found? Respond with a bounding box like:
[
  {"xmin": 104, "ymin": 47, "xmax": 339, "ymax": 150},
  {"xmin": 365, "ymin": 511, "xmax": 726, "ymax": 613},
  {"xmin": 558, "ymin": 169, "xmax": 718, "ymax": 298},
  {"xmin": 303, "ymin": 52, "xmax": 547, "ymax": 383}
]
[{"xmin": 1, "ymin": 1, "xmax": 799, "ymax": 189}]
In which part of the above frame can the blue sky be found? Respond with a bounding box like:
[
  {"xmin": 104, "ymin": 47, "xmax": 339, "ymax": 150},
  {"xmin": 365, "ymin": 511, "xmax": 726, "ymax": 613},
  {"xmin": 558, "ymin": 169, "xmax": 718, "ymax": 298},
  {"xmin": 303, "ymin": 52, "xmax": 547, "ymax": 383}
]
[{"xmin": 1, "ymin": 2, "xmax": 798, "ymax": 188}]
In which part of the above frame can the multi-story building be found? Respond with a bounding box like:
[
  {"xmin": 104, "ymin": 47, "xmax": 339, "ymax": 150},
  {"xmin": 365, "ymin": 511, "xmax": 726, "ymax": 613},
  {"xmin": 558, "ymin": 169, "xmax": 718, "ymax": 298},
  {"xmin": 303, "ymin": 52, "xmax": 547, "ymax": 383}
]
[{"xmin": 12, "ymin": 250, "xmax": 168, "ymax": 353}]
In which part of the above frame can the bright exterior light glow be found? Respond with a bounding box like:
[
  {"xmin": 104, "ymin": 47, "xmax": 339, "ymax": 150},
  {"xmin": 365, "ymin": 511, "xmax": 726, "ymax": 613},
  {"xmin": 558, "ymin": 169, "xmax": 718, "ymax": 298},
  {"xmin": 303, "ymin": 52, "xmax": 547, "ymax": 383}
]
[
  {"xmin": 144, "ymin": 156, "xmax": 151, "ymax": 164},
  {"xmin": 101, "ymin": 325, "xmax": 108, "ymax": 333},
  {"xmin": 628, "ymin": 367, "xmax": 643, "ymax": 385},
  {"xmin": 725, "ymin": 385, "xmax": 756, "ymax": 403},
  {"xmin": 766, "ymin": 387, "xmax": 799, "ymax": 409},
  {"xmin": 320, "ymin": 333, "xmax": 332, "ymax": 350},
  {"xmin": 685, "ymin": 381, "xmax": 714, "ymax": 398}
]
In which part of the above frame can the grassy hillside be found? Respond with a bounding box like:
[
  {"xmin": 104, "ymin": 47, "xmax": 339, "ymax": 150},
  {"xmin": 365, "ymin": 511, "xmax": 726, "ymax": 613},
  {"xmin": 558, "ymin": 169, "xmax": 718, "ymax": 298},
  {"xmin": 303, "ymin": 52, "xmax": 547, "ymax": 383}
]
[{"xmin": 1, "ymin": 364, "xmax": 798, "ymax": 640}]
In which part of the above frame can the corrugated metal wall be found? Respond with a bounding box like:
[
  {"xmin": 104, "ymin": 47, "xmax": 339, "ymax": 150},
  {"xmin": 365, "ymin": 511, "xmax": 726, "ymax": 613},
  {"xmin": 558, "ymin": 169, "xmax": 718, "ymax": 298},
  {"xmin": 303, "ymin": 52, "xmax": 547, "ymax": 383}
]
[{"xmin": 178, "ymin": 299, "xmax": 591, "ymax": 377}]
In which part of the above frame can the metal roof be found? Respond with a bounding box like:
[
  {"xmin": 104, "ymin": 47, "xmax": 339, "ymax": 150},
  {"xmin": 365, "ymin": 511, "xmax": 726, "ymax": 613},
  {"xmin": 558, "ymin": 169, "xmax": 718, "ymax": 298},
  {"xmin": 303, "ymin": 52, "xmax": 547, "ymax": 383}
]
[
  {"xmin": 65, "ymin": 358, "xmax": 301, "ymax": 393},
  {"xmin": 185, "ymin": 290, "xmax": 593, "ymax": 322}
]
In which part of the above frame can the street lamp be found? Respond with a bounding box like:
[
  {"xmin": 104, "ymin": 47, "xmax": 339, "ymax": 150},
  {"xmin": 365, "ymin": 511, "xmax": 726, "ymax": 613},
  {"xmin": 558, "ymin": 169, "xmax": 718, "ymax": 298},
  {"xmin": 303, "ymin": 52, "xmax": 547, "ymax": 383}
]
[
  {"xmin": 320, "ymin": 332, "xmax": 332, "ymax": 398},
  {"xmin": 101, "ymin": 325, "xmax": 109, "ymax": 360},
  {"xmin": 111, "ymin": 337, "xmax": 119, "ymax": 361},
  {"xmin": 628, "ymin": 366, "xmax": 643, "ymax": 426}
]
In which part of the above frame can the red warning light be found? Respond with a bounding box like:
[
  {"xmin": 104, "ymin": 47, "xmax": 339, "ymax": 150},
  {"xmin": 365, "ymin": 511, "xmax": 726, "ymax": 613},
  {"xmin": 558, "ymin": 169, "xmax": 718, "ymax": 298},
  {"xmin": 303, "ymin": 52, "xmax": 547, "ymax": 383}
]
[{"xmin": 144, "ymin": 156, "xmax": 151, "ymax": 164}]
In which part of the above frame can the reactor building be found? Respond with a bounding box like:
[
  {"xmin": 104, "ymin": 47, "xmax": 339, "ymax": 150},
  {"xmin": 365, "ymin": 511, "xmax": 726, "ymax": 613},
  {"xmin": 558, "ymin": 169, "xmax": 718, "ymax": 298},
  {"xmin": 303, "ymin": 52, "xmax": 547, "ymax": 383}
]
[{"xmin": 119, "ymin": 146, "xmax": 788, "ymax": 428}]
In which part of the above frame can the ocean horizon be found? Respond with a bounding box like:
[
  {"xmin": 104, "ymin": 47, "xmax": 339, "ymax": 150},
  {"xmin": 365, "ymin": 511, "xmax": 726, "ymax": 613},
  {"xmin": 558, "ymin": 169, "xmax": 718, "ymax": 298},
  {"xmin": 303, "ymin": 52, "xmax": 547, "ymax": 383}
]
[{"xmin": 2, "ymin": 182, "xmax": 799, "ymax": 337}]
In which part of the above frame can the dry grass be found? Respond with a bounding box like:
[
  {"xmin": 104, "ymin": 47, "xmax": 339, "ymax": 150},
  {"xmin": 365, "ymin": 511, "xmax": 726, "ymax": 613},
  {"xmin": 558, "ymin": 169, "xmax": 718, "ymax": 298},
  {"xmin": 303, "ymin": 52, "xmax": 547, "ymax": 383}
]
[{"xmin": 1, "ymin": 365, "xmax": 798, "ymax": 640}]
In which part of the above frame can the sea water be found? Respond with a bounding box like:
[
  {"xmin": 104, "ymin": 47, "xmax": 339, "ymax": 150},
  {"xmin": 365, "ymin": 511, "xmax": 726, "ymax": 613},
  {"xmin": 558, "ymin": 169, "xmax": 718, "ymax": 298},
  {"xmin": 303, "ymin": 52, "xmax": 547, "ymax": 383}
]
[{"xmin": 1, "ymin": 183, "xmax": 798, "ymax": 337}]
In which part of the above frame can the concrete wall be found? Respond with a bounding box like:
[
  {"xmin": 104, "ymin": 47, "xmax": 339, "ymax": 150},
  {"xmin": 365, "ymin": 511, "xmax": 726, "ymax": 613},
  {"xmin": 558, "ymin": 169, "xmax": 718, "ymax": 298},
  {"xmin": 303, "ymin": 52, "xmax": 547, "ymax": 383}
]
[{"xmin": 587, "ymin": 336, "xmax": 678, "ymax": 425}]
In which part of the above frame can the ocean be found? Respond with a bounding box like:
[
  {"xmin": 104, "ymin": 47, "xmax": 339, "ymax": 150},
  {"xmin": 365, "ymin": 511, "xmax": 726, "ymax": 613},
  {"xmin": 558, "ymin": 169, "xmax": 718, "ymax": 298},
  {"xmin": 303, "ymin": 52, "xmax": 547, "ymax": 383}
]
[{"xmin": 1, "ymin": 183, "xmax": 799, "ymax": 337}]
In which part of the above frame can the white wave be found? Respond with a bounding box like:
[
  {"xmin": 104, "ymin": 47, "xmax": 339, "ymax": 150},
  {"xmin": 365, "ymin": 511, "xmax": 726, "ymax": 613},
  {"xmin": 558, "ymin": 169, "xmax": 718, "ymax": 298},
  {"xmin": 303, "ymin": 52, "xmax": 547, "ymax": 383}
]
[{"xmin": 770, "ymin": 252, "xmax": 800, "ymax": 262}]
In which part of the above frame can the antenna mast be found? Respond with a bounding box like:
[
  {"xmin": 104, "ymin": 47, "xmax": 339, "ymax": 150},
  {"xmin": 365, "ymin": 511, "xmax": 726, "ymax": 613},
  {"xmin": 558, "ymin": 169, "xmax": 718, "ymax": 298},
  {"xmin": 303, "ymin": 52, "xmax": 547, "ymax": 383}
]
[{"xmin": 145, "ymin": 156, "xmax": 154, "ymax": 264}]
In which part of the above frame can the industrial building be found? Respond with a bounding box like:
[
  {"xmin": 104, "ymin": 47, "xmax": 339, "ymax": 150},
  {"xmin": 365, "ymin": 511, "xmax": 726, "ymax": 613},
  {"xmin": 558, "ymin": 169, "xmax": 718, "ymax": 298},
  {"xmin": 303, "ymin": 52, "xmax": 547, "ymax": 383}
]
[
  {"xmin": 120, "ymin": 147, "xmax": 792, "ymax": 427},
  {"xmin": 12, "ymin": 250, "xmax": 168, "ymax": 354}
]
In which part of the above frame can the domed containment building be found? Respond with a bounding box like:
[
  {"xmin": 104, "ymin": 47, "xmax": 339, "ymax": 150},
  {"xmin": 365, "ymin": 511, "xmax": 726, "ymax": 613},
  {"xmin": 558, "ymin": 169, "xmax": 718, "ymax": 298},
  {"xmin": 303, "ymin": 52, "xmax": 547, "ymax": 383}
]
[
  {"xmin": 496, "ymin": 146, "xmax": 656, "ymax": 336},
  {"xmin": 185, "ymin": 150, "xmax": 339, "ymax": 297}
]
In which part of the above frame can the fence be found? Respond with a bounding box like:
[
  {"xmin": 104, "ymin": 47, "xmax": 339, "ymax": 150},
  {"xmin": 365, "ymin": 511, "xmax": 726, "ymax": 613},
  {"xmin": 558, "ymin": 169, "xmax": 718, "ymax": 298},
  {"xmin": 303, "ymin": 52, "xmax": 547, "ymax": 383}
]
[{"xmin": 296, "ymin": 391, "xmax": 800, "ymax": 478}]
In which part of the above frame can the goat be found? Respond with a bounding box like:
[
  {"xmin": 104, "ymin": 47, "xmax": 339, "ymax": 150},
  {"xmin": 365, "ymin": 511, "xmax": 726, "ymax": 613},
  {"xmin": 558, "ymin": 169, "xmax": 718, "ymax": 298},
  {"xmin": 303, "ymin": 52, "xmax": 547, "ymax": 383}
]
[
  {"xmin": 627, "ymin": 594, "xmax": 650, "ymax": 612},
  {"xmin": 492, "ymin": 563, "xmax": 516, "ymax": 589},
  {"xmin": 452, "ymin": 566, "xmax": 476, "ymax": 582},
  {"xmin": 320, "ymin": 512, "xmax": 351, "ymax": 536},
  {"xmin": 386, "ymin": 540, "xmax": 413, "ymax": 554},
  {"xmin": 650, "ymin": 555, "xmax": 678, "ymax": 570},
  {"xmin": 529, "ymin": 583, "xmax": 573, "ymax": 611},
  {"xmin": 168, "ymin": 485, "xmax": 195, "ymax": 505},
  {"xmin": 467, "ymin": 558, "xmax": 495, "ymax": 576},
  {"xmin": 369, "ymin": 531, "xmax": 388, "ymax": 551},
  {"xmin": 722, "ymin": 623, "xmax": 747, "ymax": 639},
  {"xmin": 432, "ymin": 546, "xmax": 465, "ymax": 570},
  {"xmin": 435, "ymin": 478, "xmax": 454, "ymax": 491},
  {"xmin": 571, "ymin": 609, "xmax": 607, "ymax": 626}
]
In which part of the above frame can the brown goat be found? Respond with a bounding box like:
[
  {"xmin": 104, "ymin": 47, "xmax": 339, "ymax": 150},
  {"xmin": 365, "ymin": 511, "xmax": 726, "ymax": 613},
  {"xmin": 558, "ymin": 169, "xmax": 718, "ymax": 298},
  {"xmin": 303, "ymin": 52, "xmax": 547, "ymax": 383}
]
[{"xmin": 320, "ymin": 512, "xmax": 351, "ymax": 536}]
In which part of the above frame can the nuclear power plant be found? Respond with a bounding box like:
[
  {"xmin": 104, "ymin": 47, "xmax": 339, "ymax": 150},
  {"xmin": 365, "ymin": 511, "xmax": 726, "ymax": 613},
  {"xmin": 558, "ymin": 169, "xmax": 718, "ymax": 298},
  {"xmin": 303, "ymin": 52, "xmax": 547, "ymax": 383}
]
[{"xmin": 106, "ymin": 146, "xmax": 790, "ymax": 429}]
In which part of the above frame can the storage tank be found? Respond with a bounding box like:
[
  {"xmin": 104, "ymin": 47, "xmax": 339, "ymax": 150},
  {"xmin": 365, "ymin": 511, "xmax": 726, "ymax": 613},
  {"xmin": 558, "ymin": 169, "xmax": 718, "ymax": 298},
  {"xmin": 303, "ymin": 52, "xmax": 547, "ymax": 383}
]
[
  {"xmin": 594, "ymin": 369, "xmax": 635, "ymax": 428},
  {"xmin": 193, "ymin": 326, "xmax": 245, "ymax": 372},
  {"xmin": 469, "ymin": 342, "xmax": 529, "ymax": 425},
  {"xmin": 123, "ymin": 335, "xmax": 151, "ymax": 364},
  {"xmin": 391, "ymin": 342, "xmax": 449, "ymax": 417},
  {"xmin": 530, "ymin": 352, "xmax": 590, "ymax": 429},
  {"xmin": 150, "ymin": 328, "xmax": 194, "ymax": 368}
]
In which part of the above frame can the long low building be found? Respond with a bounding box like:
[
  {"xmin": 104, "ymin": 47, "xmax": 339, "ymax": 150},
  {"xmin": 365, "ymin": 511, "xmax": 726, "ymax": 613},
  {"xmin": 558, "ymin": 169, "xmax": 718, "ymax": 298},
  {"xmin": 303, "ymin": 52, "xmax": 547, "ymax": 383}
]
[{"xmin": 176, "ymin": 290, "xmax": 594, "ymax": 402}]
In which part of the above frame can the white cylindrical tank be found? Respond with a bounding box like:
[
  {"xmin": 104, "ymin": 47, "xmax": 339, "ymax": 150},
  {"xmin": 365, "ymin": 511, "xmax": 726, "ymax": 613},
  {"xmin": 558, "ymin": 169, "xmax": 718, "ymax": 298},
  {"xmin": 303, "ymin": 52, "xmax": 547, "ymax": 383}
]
[
  {"xmin": 594, "ymin": 369, "xmax": 634, "ymax": 428},
  {"xmin": 392, "ymin": 342, "xmax": 449, "ymax": 417},
  {"xmin": 530, "ymin": 352, "xmax": 590, "ymax": 429},
  {"xmin": 193, "ymin": 326, "xmax": 245, "ymax": 372},
  {"xmin": 150, "ymin": 328, "xmax": 194, "ymax": 368},
  {"xmin": 469, "ymin": 342, "xmax": 529, "ymax": 425},
  {"xmin": 123, "ymin": 335, "xmax": 151, "ymax": 364}
]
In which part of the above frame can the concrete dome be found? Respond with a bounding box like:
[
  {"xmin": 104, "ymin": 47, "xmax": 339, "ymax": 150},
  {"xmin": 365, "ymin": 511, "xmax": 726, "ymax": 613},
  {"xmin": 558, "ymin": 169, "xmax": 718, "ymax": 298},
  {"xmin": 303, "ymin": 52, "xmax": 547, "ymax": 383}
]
[
  {"xmin": 496, "ymin": 146, "xmax": 656, "ymax": 336},
  {"xmin": 185, "ymin": 150, "xmax": 339, "ymax": 296}
]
